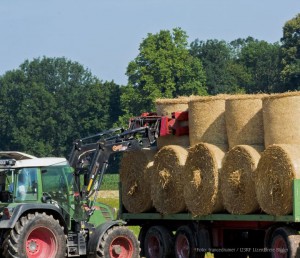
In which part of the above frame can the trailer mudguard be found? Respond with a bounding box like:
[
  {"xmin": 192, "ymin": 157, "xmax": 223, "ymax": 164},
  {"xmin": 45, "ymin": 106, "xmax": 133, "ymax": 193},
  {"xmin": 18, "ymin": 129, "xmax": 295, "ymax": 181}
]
[
  {"xmin": 87, "ymin": 220, "xmax": 125, "ymax": 256},
  {"xmin": 0, "ymin": 203, "xmax": 67, "ymax": 230}
]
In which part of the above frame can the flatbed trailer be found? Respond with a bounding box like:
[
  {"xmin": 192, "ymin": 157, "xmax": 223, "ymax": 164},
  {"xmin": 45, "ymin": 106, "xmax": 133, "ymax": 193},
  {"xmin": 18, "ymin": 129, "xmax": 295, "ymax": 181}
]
[{"xmin": 118, "ymin": 180, "xmax": 300, "ymax": 258}]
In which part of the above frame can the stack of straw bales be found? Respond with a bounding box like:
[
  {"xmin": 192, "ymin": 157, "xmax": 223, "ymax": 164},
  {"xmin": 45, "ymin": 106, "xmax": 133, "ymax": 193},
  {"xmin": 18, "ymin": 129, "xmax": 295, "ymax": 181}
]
[
  {"xmin": 151, "ymin": 145, "xmax": 187, "ymax": 214},
  {"xmin": 254, "ymin": 92, "xmax": 300, "ymax": 215},
  {"xmin": 120, "ymin": 91, "xmax": 300, "ymax": 217},
  {"xmin": 119, "ymin": 149, "xmax": 155, "ymax": 213},
  {"xmin": 184, "ymin": 95, "xmax": 229, "ymax": 215},
  {"xmin": 221, "ymin": 95, "xmax": 265, "ymax": 214},
  {"xmin": 155, "ymin": 98, "xmax": 190, "ymax": 148}
]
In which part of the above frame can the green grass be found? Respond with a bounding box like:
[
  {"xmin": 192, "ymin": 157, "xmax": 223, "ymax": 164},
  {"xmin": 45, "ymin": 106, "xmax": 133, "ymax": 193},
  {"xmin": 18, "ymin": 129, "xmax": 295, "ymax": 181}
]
[{"xmin": 100, "ymin": 174, "xmax": 119, "ymax": 190}]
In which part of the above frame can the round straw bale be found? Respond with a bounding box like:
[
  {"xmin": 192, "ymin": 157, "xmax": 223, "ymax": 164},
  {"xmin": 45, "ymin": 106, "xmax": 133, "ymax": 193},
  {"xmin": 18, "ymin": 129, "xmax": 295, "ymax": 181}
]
[
  {"xmin": 151, "ymin": 145, "xmax": 188, "ymax": 214},
  {"xmin": 189, "ymin": 95, "xmax": 228, "ymax": 146},
  {"xmin": 263, "ymin": 92, "xmax": 300, "ymax": 147},
  {"xmin": 221, "ymin": 145, "xmax": 263, "ymax": 214},
  {"xmin": 155, "ymin": 97, "xmax": 189, "ymax": 118},
  {"xmin": 225, "ymin": 94, "xmax": 266, "ymax": 149},
  {"xmin": 184, "ymin": 143, "xmax": 226, "ymax": 215},
  {"xmin": 157, "ymin": 135, "xmax": 190, "ymax": 149},
  {"xmin": 255, "ymin": 144, "xmax": 300, "ymax": 215},
  {"xmin": 120, "ymin": 149, "xmax": 155, "ymax": 213},
  {"xmin": 155, "ymin": 97, "xmax": 190, "ymax": 148}
]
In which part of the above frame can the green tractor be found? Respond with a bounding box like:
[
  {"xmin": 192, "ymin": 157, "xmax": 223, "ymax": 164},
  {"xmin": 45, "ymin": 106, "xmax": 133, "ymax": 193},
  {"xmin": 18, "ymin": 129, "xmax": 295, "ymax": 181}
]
[{"xmin": 0, "ymin": 151, "xmax": 139, "ymax": 258}]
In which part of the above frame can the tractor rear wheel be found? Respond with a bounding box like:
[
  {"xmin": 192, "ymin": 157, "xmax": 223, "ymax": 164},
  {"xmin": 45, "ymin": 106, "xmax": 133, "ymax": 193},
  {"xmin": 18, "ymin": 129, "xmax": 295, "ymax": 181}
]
[
  {"xmin": 3, "ymin": 212, "xmax": 66, "ymax": 258},
  {"xmin": 97, "ymin": 226, "xmax": 140, "ymax": 258}
]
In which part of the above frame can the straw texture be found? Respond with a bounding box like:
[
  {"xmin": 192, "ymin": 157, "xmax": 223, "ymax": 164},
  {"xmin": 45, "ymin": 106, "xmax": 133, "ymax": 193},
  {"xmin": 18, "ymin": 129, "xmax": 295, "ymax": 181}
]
[
  {"xmin": 221, "ymin": 145, "xmax": 263, "ymax": 214},
  {"xmin": 155, "ymin": 97, "xmax": 190, "ymax": 148},
  {"xmin": 120, "ymin": 149, "xmax": 155, "ymax": 213},
  {"xmin": 157, "ymin": 135, "xmax": 190, "ymax": 149},
  {"xmin": 189, "ymin": 95, "xmax": 228, "ymax": 146},
  {"xmin": 263, "ymin": 92, "xmax": 300, "ymax": 147},
  {"xmin": 155, "ymin": 97, "xmax": 189, "ymax": 118},
  {"xmin": 225, "ymin": 95, "xmax": 265, "ymax": 149},
  {"xmin": 184, "ymin": 143, "xmax": 226, "ymax": 215},
  {"xmin": 151, "ymin": 145, "xmax": 188, "ymax": 214},
  {"xmin": 255, "ymin": 144, "xmax": 300, "ymax": 215}
]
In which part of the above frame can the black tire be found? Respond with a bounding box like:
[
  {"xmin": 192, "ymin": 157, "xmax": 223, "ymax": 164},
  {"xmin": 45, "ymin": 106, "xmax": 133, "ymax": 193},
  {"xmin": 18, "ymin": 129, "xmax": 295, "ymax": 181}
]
[
  {"xmin": 3, "ymin": 212, "xmax": 66, "ymax": 258},
  {"xmin": 138, "ymin": 226, "xmax": 149, "ymax": 257},
  {"xmin": 270, "ymin": 226, "xmax": 300, "ymax": 258},
  {"xmin": 144, "ymin": 225, "xmax": 173, "ymax": 258},
  {"xmin": 1, "ymin": 230, "xmax": 10, "ymax": 257},
  {"xmin": 97, "ymin": 226, "xmax": 140, "ymax": 258},
  {"xmin": 174, "ymin": 225, "xmax": 204, "ymax": 258}
]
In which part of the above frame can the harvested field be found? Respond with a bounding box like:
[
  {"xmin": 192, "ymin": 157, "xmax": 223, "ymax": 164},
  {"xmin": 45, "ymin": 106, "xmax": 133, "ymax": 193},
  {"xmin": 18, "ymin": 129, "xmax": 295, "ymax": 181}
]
[{"xmin": 98, "ymin": 190, "xmax": 119, "ymax": 199}]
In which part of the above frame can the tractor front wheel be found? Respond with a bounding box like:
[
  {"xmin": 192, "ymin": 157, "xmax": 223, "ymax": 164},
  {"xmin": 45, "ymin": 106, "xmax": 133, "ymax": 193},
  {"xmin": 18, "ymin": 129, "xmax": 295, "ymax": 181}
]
[
  {"xmin": 3, "ymin": 212, "xmax": 66, "ymax": 258},
  {"xmin": 97, "ymin": 226, "xmax": 140, "ymax": 258}
]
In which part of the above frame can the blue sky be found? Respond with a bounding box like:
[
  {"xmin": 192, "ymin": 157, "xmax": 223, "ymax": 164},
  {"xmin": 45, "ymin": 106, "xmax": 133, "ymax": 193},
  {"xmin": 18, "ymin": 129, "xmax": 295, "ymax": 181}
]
[{"xmin": 0, "ymin": 0, "xmax": 298, "ymax": 85}]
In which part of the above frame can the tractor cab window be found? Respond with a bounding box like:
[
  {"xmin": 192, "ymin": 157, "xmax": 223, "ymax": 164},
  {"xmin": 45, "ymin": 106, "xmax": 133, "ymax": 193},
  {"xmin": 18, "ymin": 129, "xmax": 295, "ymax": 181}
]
[
  {"xmin": 14, "ymin": 168, "xmax": 38, "ymax": 201},
  {"xmin": 41, "ymin": 162, "xmax": 75, "ymax": 215},
  {"xmin": 0, "ymin": 170, "xmax": 13, "ymax": 202},
  {"xmin": 0, "ymin": 168, "xmax": 38, "ymax": 202}
]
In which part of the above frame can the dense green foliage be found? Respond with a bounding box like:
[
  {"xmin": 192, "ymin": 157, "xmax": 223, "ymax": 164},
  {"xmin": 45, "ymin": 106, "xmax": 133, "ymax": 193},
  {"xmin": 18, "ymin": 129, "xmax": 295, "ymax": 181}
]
[
  {"xmin": 190, "ymin": 37, "xmax": 282, "ymax": 94},
  {"xmin": 0, "ymin": 14, "xmax": 299, "ymax": 158},
  {"xmin": 281, "ymin": 13, "xmax": 300, "ymax": 90},
  {"xmin": 123, "ymin": 28, "xmax": 207, "ymax": 119},
  {"xmin": 0, "ymin": 57, "xmax": 121, "ymax": 156}
]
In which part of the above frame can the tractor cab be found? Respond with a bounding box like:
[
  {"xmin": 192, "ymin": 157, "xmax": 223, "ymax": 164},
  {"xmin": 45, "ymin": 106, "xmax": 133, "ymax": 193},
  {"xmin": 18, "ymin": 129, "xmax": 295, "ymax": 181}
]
[
  {"xmin": 0, "ymin": 154, "xmax": 114, "ymax": 226},
  {"xmin": 0, "ymin": 157, "xmax": 73, "ymax": 204}
]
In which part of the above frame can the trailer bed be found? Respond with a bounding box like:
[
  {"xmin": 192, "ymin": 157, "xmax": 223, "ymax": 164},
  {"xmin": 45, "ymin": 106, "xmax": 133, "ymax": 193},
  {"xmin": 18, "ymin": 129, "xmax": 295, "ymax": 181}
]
[{"xmin": 119, "ymin": 179, "xmax": 300, "ymax": 223}]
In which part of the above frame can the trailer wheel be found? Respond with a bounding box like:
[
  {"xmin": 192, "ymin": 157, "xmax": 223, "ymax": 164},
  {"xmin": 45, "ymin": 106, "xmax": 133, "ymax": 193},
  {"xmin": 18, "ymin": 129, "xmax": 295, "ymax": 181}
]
[
  {"xmin": 4, "ymin": 212, "xmax": 66, "ymax": 258},
  {"xmin": 97, "ymin": 226, "xmax": 140, "ymax": 258},
  {"xmin": 144, "ymin": 225, "xmax": 173, "ymax": 258},
  {"xmin": 270, "ymin": 226, "xmax": 300, "ymax": 258},
  {"xmin": 174, "ymin": 225, "xmax": 204, "ymax": 258},
  {"xmin": 138, "ymin": 225, "xmax": 149, "ymax": 257}
]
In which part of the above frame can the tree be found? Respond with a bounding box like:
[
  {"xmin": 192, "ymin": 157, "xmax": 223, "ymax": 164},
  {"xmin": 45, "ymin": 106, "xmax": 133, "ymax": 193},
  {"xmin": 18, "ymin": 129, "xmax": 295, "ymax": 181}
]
[
  {"xmin": 238, "ymin": 40, "xmax": 281, "ymax": 93},
  {"xmin": 281, "ymin": 13, "xmax": 300, "ymax": 90},
  {"xmin": 0, "ymin": 57, "xmax": 121, "ymax": 156},
  {"xmin": 0, "ymin": 71, "xmax": 57, "ymax": 155},
  {"xmin": 190, "ymin": 39, "xmax": 247, "ymax": 94},
  {"xmin": 124, "ymin": 28, "xmax": 207, "ymax": 117}
]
